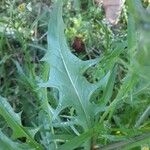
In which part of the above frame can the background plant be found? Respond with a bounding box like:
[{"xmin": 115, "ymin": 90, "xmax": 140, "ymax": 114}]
[{"xmin": 0, "ymin": 0, "xmax": 149, "ymax": 150}]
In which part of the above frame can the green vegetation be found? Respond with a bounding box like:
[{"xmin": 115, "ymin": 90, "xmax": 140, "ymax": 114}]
[{"xmin": 0, "ymin": 0, "xmax": 149, "ymax": 150}]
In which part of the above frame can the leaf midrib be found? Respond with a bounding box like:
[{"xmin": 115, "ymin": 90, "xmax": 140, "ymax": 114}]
[{"xmin": 58, "ymin": 42, "xmax": 90, "ymax": 128}]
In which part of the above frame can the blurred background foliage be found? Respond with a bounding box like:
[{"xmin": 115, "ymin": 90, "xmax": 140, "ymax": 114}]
[{"xmin": 0, "ymin": 0, "xmax": 150, "ymax": 149}]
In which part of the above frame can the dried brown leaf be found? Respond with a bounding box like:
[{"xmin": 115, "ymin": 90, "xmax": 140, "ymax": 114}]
[
  {"xmin": 95, "ymin": 0, "xmax": 125, "ymax": 25},
  {"xmin": 103, "ymin": 0, "xmax": 125, "ymax": 25}
]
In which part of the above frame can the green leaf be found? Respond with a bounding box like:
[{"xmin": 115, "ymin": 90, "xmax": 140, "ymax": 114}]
[
  {"xmin": 99, "ymin": 73, "xmax": 138, "ymax": 123},
  {"xmin": 127, "ymin": 14, "xmax": 136, "ymax": 56},
  {"xmin": 100, "ymin": 66, "xmax": 117, "ymax": 105},
  {"xmin": 100, "ymin": 133, "xmax": 150, "ymax": 150},
  {"xmin": 127, "ymin": 0, "xmax": 150, "ymax": 23},
  {"xmin": 135, "ymin": 105, "xmax": 150, "ymax": 128},
  {"xmin": 57, "ymin": 123, "xmax": 104, "ymax": 150},
  {"xmin": 0, "ymin": 131, "xmax": 31, "ymax": 150},
  {"xmin": 40, "ymin": 0, "xmax": 110, "ymax": 132},
  {"xmin": 0, "ymin": 96, "xmax": 43, "ymax": 150},
  {"xmin": 127, "ymin": 0, "xmax": 150, "ymax": 80}
]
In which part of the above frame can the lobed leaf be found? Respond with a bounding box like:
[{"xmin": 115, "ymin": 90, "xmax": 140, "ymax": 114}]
[
  {"xmin": 0, "ymin": 96, "xmax": 43, "ymax": 150},
  {"xmin": 40, "ymin": 0, "xmax": 110, "ymax": 132},
  {"xmin": 0, "ymin": 131, "xmax": 31, "ymax": 150}
]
